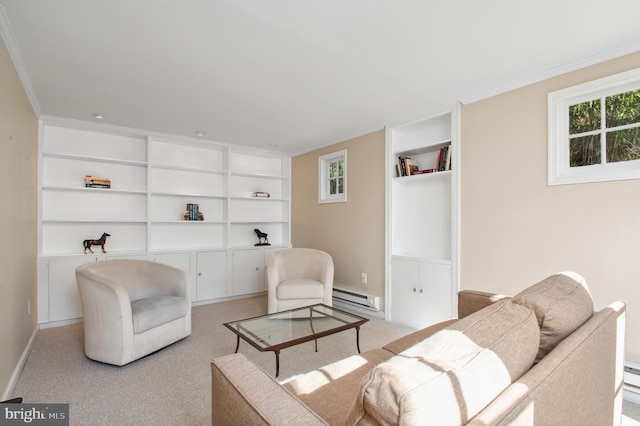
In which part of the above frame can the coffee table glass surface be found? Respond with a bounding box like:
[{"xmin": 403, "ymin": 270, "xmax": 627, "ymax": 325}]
[{"xmin": 224, "ymin": 304, "xmax": 368, "ymax": 376}]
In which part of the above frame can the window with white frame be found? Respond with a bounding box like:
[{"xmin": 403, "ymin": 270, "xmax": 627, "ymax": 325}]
[
  {"xmin": 318, "ymin": 149, "xmax": 347, "ymax": 203},
  {"xmin": 548, "ymin": 67, "xmax": 640, "ymax": 185}
]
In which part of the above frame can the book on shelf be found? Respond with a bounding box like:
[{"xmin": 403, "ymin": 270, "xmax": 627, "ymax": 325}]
[
  {"xmin": 252, "ymin": 191, "xmax": 271, "ymax": 198},
  {"xmin": 413, "ymin": 168, "xmax": 436, "ymax": 175},
  {"xmin": 396, "ymin": 156, "xmax": 418, "ymax": 177},
  {"xmin": 85, "ymin": 175, "xmax": 111, "ymax": 189},
  {"xmin": 435, "ymin": 146, "xmax": 452, "ymax": 172}
]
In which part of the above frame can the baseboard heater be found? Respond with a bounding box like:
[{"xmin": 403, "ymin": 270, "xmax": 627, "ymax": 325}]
[
  {"xmin": 624, "ymin": 362, "xmax": 640, "ymax": 399},
  {"xmin": 332, "ymin": 287, "xmax": 380, "ymax": 311}
]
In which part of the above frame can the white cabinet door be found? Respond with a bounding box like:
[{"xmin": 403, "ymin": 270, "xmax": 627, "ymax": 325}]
[
  {"xmin": 390, "ymin": 259, "xmax": 452, "ymax": 329},
  {"xmin": 232, "ymin": 249, "xmax": 264, "ymax": 296},
  {"xmin": 419, "ymin": 261, "xmax": 453, "ymax": 326},
  {"xmin": 48, "ymin": 256, "xmax": 97, "ymax": 322},
  {"xmin": 196, "ymin": 251, "xmax": 228, "ymax": 300},
  {"xmin": 390, "ymin": 259, "xmax": 422, "ymax": 329}
]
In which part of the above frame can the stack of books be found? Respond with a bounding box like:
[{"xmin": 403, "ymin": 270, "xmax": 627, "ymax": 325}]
[
  {"xmin": 252, "ymin": 192, "xmax": 271, "ymax": 198},
  {"xmin": 85, "ymin": 175, "xmax": 111, "ymax": 189},
  {"xmin": 396, "ymin": 156, "xmax": 436, "ymax": 177}
]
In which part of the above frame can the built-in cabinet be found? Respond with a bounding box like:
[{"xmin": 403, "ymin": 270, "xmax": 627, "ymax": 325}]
[
  {"xmin": 37, "ymin": 119, "xmax": 291, "ymax": 325},
  {"xmin": 386, "ymin": 109, "xmax": 458, "ymax": 329}
]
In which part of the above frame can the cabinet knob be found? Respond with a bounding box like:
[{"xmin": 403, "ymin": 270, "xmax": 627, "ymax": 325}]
[
  {"xmin": 413, "ymin": 288, "xmax": 417, "ymax": 292},
  {"xmin": 419, "ymin": 289, "xmax": 424, "ymax": 294},
  {"xmin": 198, "ymin": 272, "xmax": 202, "ymax": 276}
]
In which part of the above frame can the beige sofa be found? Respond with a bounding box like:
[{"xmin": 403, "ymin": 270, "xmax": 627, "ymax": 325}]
[{"xmin": 211, "ymin": 272, "xmax": 626, "ymax": 425}]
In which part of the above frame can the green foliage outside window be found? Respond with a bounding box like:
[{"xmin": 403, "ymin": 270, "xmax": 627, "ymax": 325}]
[
  {"xmin": 569, "ymin": 90, "xmax": 640, "ymax": 167},
  {"xmin": 328, "ymin": 159, "xmax": 344, "ymax": 195}
]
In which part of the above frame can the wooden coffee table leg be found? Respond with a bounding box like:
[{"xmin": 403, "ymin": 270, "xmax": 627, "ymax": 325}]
[
  {"xmin": 275, "ymin": 350, "xmax": 280, "ymax": 378},
  {"xmin": 356, "ymin": 326, "xmax": 362, "ymax": 353},
  {"xmin": 234, "ymin": 335, "xmax": 240, "ymax": 353}
]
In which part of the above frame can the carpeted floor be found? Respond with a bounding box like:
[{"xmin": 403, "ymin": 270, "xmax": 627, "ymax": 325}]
[
  {"xmin": 11, "ymin": 295, "xmax": 640, "ymax": 425},
  {"xmin": 10, "ymin": 296, "xmax": 414, "ymax": 425}
]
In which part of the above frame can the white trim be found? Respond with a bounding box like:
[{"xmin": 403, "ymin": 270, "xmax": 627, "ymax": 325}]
[
  {"xmin": 2, "ymin": 326, "xmax": 37, "ymax": 401},
  {"xmin": 548, "ymin": 67, "xmax": 640, "ymax": 185},
  {"xmin": 318, "ymin": 149, "xmax": 347, "ymax": 204},
  {"xmin": 0, "ymin": 5, "xmax": 41, "ymax": 116}
]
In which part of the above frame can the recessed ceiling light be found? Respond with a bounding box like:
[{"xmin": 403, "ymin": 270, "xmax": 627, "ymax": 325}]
[
  {"xmin": 194, "ymin": 131, "xmax": 206, "ymax": 137},
  {"xmin": 92, "ymin": 113, "xmax": 104, "ymax": 120}
]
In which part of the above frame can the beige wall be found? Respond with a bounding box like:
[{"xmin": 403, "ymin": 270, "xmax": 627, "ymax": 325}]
[
  {"xmin": 291, "ymin": 131, "xmax": 386, "ymax": 309},
  {"xmin": 460, "ymin": 51, "xmax": 640, "ymax": 363},
  {"xmin": 0, "ymin": 36, "xmax": 38, "ymax": 398}
]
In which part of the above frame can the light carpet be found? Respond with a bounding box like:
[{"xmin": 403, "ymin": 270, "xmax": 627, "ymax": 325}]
[
  {"xmin": 11, "ymin": 295, "xmax": 640, "ymax": 425},
  {"xmin": 11, "ymin": 296, "xmax": 413, "ymax": 425}
]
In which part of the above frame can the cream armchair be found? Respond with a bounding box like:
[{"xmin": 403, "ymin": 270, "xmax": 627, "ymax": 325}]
[
  {"xmin": 75, "ymin": 259, "xmax": 191, "ymax": 366},
  {"xmin": 267, "ymin": 248, "xmax": 334, "ymax": 313}
]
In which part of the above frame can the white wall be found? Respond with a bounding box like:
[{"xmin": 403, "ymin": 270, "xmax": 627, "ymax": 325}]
[{"xmin": 460, "ymin": 51, "xmax": 640, "ymax": 363}]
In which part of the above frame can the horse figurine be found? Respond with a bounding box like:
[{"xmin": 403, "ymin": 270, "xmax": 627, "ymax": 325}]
[
  {"xmin": 83, "ymin": 232, "xmax": 111, "ymax": 254},
  {"xmin": 253, "ymin": 228, "xmax": 270, "ymax": 246}
]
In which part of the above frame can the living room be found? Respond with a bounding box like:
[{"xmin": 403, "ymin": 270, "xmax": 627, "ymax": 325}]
[{"xmin": 2, "ymin": 1, "xmax": 640, "ymax": 424}]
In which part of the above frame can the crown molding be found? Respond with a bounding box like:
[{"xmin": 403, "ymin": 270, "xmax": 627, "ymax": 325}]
[
  {"xmin": 459, "ymin": 41, "xmax": 640, "ymax": 105},
  {"xmin": 0, "ymin": 5, "xmax": 41, "ymax": 116}
]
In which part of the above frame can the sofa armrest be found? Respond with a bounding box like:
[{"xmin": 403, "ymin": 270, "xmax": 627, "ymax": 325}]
[
  {"xmin": 76, "ymin": 272, "xmax": 136, "ymax": 365},
  {"xmin": 211, "ymin": 354, "xmax": 328, "ymax": 426},
  {"xmin": 469, "ymin": 301, "xmax": 626, "ymax": 426},
  {"xmin": 458, "ymin": 290, "xmax": 510, "ymax": 319}
]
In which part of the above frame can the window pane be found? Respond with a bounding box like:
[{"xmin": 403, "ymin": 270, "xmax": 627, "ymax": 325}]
[
  {"xmin": 338, "ymin": 160, "xmax": 344, "ymax": 177},
  {"xmin": 329, "ymin": 161, "xmax": 337, "ymax": 179},
  {"xmin": 338, "ymin": 177, "xmax": 344, "ymax": 194},
  {"xmin": 329, "ymin": 178, "xmax": 337, "ymax": 195},
  {"xmin": 570, "ymin": 134, "xmax": 601, "ymax": 167},
  {"xmin": 606, "ymin": 128, "xmax": 640, "ymax": 163},
  {"xmin": 606, "ymin": 90, "xmax": 640, "ymax": 128},
  {"xmin": 569, "ymin": 100, "xmax": 601, "ymax": 134}
]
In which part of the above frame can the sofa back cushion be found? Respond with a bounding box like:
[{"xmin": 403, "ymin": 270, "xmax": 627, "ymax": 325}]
[
  {"xmin": 511, "ymin": 271, "xmax": 594, "ymax": 361},
  {"xmin": 347, "ymin": 299, "xmax": 539, "ymax": 425}
]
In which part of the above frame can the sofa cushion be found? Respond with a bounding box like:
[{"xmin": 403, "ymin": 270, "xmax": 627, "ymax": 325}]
[
  {"xmin": 347, "ymin": 299, "xmax": 539, "ymax": 425},
  {"xmin": 282, "ymin": 349, "xmax": 393, "ymax": 426},
  {"xmin": 277, "ymin": 279, "xmax": 325, "ymax": 300},
  {"xmin": 511, "ymin": 271, "xmax": 594, "ymax": 361},
  {"xmin": 131, "ymin": 296, "xmax": 187, "ymax": 334},
  {"xmin": 382, "ymin": 319, "xmax": 457, "ymax": 355}
]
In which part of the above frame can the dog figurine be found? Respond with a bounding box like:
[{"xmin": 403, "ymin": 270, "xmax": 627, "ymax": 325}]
[{"xmin": 83, "ymin": 232, "xmax": 111, "ymax": 254}]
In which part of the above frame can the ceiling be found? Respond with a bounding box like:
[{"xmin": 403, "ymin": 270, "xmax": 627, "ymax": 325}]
[{"xmin": 1, "ymin": 1, "xmax": 640, "ymax": 155}]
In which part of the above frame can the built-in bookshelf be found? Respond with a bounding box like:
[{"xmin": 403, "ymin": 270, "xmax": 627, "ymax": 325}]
[
  {"xmin": 386, "ymin": 109, "xmax": 457, "ymax": 329},
  {"xmin": 38, "ymin": 120, "xmax": 291, "ymax": 324},
  {"xmin": 394, "ymin": 141, "xmax": 451, "ymax": 178}
]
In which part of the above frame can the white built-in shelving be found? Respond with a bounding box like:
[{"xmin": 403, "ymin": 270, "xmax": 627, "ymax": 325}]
[
  {"xmin": 386, "ymin": 109, "xmax": 459, "ymax": 329},
  {"xmin": 37, "ymin": 120, "xmax": 291, "ymax": 325}
]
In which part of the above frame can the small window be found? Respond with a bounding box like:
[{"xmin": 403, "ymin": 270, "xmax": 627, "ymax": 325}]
[
  {"xmin": 548, "ymin": 68, "xmax": 640, "ymax": 185},
  {"xmin": 318, "ymin": 150, "xmax": 347, "ymax": 203}
]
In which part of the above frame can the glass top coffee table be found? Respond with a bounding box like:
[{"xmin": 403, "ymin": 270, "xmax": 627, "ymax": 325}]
[{"xmin": 223, "ymin": 304, "xmax": 369, "ymax": 377}]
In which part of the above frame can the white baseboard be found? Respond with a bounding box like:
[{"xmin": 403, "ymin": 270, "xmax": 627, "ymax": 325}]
[
  {"xmin": 624, "ymin": 386, "xmax": 640, "ymax": 405},
  {"xmin": 2, "ymin": 326, "xmax": 38, "ymax": 401},
  {"xmin": 39, "ymin": 317, "xmax": 82, "ymax": 329}
]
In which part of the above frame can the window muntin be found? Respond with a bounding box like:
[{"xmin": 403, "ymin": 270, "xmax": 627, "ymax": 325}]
[{"xmin": 548, "ymin": 68, "xmax": 640, "ymax": 185}]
